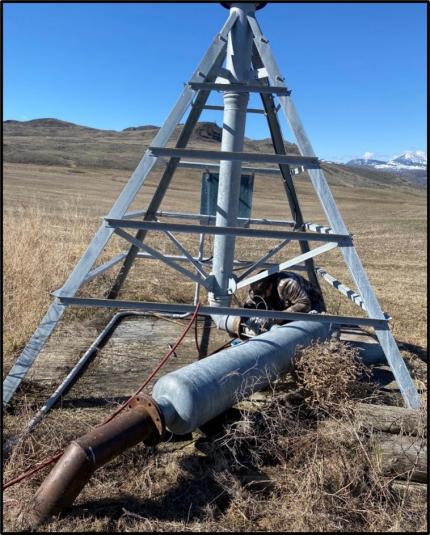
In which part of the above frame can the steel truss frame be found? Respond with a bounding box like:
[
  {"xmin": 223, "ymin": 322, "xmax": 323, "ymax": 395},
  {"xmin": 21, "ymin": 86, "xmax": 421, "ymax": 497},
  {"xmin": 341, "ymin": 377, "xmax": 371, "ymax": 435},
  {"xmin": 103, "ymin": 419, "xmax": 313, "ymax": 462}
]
[{"xmin": 3, "ymin": 6, "xmax": 419, "ymax": 409}]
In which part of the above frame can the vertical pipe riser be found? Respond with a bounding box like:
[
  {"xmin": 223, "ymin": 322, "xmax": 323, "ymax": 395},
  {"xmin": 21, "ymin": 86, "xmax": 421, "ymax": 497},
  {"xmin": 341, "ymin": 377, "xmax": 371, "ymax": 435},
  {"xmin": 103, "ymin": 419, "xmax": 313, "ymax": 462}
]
[{"xmin": 212, "ymin": 3, "xmax": 255, "ymax": 303}]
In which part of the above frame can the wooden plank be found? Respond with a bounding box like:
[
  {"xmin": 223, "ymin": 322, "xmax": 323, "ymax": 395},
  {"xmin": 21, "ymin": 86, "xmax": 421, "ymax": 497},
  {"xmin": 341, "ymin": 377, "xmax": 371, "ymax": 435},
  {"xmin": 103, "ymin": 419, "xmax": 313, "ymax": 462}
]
[
  {"xmin": 26, "ymin": 316, "xmax": 231, "ymax": 404},
  {"xmin": 338, "ymin": 325, "xmax": 385, "ymax": 364},
  {"xmin": 372, "ymin": 433, "xmax": 427, "ymax": 483},
  {"xmin": 353, "ymin": 402, "xmax": 426, "ymax": 436}
]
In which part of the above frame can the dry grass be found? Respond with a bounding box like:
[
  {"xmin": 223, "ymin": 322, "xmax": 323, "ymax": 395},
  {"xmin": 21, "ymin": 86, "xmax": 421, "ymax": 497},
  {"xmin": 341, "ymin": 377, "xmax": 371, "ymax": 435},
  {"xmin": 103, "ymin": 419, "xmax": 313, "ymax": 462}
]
[
  {"xmin": 2, "ymin": 162, "xmax": 427, "ymax": 532},
  {"xmin": 3, "ymin": 342, "xmax": 427, "ymax": 532},
  {"xmin": 293, "ymin": 339, "xmax": 371, "ymax": 410}
]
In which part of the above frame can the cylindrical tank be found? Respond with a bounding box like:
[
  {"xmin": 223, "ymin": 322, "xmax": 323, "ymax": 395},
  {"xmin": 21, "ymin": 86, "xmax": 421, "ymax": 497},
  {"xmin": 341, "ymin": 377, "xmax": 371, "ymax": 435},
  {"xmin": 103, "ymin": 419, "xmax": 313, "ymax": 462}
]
[{"xmin": 152, "ymin": 320, "xmax": 332, "ymax": 434}]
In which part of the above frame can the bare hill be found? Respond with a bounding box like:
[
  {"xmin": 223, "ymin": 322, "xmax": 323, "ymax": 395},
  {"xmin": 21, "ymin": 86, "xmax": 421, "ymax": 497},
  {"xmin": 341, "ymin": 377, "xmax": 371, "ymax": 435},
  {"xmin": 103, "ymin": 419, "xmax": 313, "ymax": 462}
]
[{"xmin": 3, "ymin": 118, "xmax": 421, "ymax": 189}]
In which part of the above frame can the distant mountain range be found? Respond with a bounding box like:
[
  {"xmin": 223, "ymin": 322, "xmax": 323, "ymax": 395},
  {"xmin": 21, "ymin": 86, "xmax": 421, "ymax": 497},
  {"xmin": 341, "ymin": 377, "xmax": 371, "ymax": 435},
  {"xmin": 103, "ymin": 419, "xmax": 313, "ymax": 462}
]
[
  {"xmin": 346, "ymin": 151, "xmax": 427, "ymax": 187},
  {"xmin": 3, "ymin": 118, "xmax": 426, "ymax": 189},
  {"xmin": 348, "ymin": 150, "xmax": 426, "ymax": 170}
]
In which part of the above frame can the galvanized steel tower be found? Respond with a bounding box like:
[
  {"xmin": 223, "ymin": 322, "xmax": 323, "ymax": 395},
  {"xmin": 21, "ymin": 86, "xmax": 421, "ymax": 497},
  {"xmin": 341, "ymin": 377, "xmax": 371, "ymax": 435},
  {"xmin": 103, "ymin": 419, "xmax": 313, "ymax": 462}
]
[{"xmin": 3, "ymin": 2, "xmax": 420, "ymax": 410}]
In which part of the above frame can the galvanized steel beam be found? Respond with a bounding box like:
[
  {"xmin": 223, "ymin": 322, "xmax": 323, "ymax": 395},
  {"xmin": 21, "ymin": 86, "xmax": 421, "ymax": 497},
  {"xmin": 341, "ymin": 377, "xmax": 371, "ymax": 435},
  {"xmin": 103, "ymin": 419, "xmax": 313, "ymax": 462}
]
[
  {"xmin": 304, "ymin": 222, "xmax": 334, "ymax": 234},
  {"xmin": 237, "ymin": 238, "xmax": 291, "ymax": 281},
  {"xmin": 159, "ymin": 159, "xmax": 283, "ymax": 175},
  {"xmin": 188, "ymin": 81, "xmax": 291, "ymax": 95},
  {"xmin": 236, "ymin": 242, "xmax": 339, "ymax": 289},
  {"xmin": 134, "ymin": 252, "xmax": 308, "ymax": 272},
  {"xmin": 105, "ymin": 219, "xmax": 352, "ymax": 244},
  {"xmin": 56, "ymin": 296, "xmax": 389, "ymax": 328},
  {"xmin": 112, "ymin": 228, "xmax": 212, "ymax": 288},
  {"xmin": 316, "ymin": 267, "xmax": 366, "ymax": 310},
  {"xmin": 123, "ymin": 209, "xmax": 296, "ymax": 227},
  {"xmin": 248, "ymin": 13, "xmax": 420, "ymax": 409},
  {"xmin": 2, "ymin": 11, "xmax": 238, "ymax": 407},
  {"xmin": 83, "ymin": 253, "xmax": 128, "ymax": 284},
  {"xmin": 164, "ymin": 230, "xmax": 210, "ymax": 279},
  {"xmin": 149, "ymin": 147, "xmax": 320, "ymax": 168},
  {"xmin": 252, "ymin": 48, "xmax": 324, "ymax": 305}
]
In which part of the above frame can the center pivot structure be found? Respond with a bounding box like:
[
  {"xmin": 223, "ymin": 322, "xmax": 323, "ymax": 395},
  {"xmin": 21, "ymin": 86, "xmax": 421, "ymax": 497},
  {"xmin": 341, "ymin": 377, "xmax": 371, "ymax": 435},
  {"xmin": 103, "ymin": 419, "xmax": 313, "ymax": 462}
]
[
  {"xmin": 4, "ymin": 1, "xmax": 420, "ymax": 416},
  {"xmin": 10, "ymin": 1, "xmax": 422, "ymax": 528}
]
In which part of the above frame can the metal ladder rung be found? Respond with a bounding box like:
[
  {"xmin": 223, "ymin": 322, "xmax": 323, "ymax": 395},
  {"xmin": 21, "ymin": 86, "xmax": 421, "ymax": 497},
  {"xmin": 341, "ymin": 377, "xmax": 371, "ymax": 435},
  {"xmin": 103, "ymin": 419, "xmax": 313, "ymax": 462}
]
[
  {"xmin": 148, "ymin": 147, "xmax": 320, "ymax": 168},
  {"xmin": 189, "ymin": 82, "xmax": 291, "ymax": 95},
  {"xmin": 105, "ymin": 218, "xmax": 351, "ymax": 244},
  {"xmin": 202, "ymin": 104, "xmax": 266, "ymax": 114}
]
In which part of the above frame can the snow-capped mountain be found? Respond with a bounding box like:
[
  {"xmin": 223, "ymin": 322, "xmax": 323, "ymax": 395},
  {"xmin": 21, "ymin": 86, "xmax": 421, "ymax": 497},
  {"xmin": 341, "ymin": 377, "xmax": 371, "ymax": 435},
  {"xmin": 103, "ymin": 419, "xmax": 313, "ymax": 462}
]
[
  {"xmin": 347, "ymin": 151, "xmax": 427, "ymax": 171},
  {"xmin": 347, "ymin": 157, "xmax": 387, "ymax": 167},
  {"xmin": 388, "ymin": 151, "xmax": 427, "ymax": 169}
]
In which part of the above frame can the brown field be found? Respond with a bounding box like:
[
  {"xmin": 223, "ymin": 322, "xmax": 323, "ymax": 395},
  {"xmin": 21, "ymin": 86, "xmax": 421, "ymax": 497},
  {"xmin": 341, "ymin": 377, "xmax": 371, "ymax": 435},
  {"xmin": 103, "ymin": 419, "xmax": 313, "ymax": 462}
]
[{"xmin": 2, "ymin": 159, "xmax": 427, "ymax": 532}]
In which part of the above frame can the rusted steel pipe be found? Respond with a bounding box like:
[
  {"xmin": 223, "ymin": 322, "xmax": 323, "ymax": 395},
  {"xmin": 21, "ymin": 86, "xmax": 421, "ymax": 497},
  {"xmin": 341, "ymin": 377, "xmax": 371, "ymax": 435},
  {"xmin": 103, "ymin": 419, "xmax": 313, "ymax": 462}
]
[{"xmin": 25, "ymin": 395, "xmax": 164, "ymax": 527}]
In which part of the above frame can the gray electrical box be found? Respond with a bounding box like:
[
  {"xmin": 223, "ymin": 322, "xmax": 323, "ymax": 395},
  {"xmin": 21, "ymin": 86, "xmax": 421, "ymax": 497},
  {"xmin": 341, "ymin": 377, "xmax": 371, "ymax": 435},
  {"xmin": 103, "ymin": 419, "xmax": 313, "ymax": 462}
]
[{"xmin": 200, "ymin": 172, "xmax": 254, "ymax": 225}]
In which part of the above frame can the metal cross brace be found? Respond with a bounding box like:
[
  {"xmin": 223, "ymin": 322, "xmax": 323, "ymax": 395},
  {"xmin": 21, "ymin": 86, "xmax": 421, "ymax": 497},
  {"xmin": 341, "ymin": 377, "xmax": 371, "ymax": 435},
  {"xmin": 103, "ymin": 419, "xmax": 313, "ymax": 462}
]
[
  {"xmin": 3, "ymin": 6, "xmax": 420, "ymax": 412},
  {"xmin": 2, "ymin": 11, "xmax": 238, "ymax": 407},
  {"xmin": 246, "ymin": 12, "xmax": 420, "ymax": 408}
]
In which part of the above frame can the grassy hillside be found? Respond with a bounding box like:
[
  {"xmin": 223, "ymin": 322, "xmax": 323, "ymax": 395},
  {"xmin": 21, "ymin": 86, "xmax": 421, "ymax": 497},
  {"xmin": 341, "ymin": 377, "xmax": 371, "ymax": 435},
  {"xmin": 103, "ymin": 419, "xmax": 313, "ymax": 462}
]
[
  {"xmin": 2, "ymin": 118, "xmax": 427, "ymax": 533},
  {"xmin": 3, "ymin": 118, "xmax": 421, "ymax": 190}
]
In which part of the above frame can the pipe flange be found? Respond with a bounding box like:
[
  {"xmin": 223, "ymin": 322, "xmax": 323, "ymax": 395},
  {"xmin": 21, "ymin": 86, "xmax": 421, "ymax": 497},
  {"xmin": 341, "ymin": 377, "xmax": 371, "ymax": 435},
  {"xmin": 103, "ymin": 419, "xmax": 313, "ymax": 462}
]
[{"xmin": 128, "ymin": 394, "xmax": 165, "ymax": 440}]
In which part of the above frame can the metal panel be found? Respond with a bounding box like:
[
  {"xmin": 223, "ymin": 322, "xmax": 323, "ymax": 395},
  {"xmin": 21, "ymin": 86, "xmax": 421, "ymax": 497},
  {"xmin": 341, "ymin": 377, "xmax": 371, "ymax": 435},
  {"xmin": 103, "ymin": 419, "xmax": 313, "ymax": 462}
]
[
  {"xmin": 200, "ymin": 172, "xmax": 254, "ymax": 223},
  {"xmin": 149, "ymin": 147, "xmax": 320, "ymax": 167},
  {"xmin": 248, "ymin": 13, "xmax": 420, "ymax": 409},
  {"xmin": 57, "ymin": 296, "xmax": 389, "ymax": 328},
  {"xmin": 105, "ymin": 219, "xmax": 352, "ymax": 243}
]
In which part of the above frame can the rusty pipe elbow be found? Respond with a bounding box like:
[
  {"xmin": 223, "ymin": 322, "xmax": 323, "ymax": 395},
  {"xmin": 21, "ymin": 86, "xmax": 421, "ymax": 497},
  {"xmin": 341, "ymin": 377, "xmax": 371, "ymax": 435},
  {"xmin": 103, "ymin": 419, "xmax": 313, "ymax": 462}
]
[{"xmin": 25, "ymin": 395, "xmax": 164, "ymax": 528}]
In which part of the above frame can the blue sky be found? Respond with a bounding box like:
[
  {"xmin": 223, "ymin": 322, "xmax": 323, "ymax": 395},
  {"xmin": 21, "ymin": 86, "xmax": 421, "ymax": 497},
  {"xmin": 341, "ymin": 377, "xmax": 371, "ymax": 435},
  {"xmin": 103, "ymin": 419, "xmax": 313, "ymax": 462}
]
[{"xmin": 3, "ymin": 2, "xmax": 427, "ymax": 162}]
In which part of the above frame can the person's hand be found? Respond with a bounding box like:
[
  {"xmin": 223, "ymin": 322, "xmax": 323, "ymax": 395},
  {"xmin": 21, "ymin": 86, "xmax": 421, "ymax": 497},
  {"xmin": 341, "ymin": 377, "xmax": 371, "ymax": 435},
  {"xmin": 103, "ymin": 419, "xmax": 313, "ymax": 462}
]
[{"xmin": 243, "ymin": 316, "xmax": 271, "ymax": 336}]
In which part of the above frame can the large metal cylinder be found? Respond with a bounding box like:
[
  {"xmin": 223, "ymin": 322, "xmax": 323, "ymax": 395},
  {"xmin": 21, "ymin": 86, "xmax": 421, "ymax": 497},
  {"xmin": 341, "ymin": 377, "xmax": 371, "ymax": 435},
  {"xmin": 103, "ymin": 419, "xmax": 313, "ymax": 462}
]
[
  {"xmin": 152, "ymin": 320, "xmax": 332, "ymax": 435},
  {"xmin": 211, "ymin": 2, "xmax": 255, "ymax": 305}
]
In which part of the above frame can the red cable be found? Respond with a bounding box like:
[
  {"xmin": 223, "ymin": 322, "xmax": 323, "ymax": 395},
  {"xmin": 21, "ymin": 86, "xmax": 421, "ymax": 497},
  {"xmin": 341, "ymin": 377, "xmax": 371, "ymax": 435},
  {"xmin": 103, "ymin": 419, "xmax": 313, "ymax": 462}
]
[
  {"xmin": 102, "ymin": 303, "xmax": 201, "ymax": 425},
  {"xmin": 3, "ymin": 303, "xmax": 201, "ymax": 491},
  {"xmin": 194, "ymin": 316, "xmax": 202, "ymax": 357},
  {"xmin": 3, "ymin": 451, "xmax": 63, "ymax": 490}
]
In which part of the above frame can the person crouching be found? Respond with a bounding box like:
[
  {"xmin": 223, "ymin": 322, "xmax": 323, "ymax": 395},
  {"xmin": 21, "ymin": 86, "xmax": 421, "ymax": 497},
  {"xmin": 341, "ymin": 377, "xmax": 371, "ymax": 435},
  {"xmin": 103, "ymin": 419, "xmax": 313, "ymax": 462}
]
[{"xmin": 241, "ymin": 271, "xmax": 324, "ymax": 336}]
